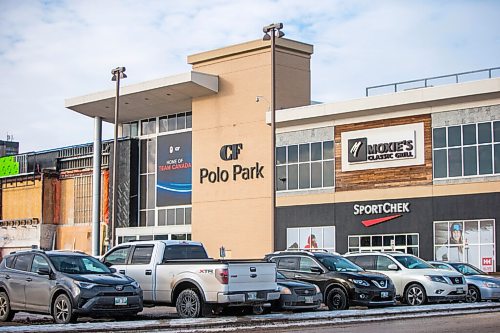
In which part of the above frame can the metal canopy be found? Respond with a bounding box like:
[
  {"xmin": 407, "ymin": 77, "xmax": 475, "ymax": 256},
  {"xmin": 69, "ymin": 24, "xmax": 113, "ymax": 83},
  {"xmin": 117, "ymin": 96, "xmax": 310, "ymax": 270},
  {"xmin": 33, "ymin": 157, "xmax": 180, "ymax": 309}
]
[{"xmin": 65, "ymin": 71, "xmax": 219, "ymax": 123}]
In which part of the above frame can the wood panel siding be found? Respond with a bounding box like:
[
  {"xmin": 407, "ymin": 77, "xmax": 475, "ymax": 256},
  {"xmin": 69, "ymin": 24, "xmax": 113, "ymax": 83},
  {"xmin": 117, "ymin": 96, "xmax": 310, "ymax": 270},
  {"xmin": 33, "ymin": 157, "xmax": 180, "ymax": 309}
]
[{"xmin": 335, "ymin": 114, "xmax": 433, "ymax": 191}]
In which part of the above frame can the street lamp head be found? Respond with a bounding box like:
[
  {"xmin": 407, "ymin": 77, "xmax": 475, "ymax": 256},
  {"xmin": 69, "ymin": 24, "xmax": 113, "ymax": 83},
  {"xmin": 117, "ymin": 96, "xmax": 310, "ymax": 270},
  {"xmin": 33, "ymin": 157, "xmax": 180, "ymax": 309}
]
[
  {"xmin": 263, "ymin": 23, "xmax": 283, "ymax": 33},
  {"xmin": 111, "ymin": 67, "xmax": 127, "ymax": 81},
  {"xmin": 262, "ymin": 23, "xmax": 285, "ymax": 41}
]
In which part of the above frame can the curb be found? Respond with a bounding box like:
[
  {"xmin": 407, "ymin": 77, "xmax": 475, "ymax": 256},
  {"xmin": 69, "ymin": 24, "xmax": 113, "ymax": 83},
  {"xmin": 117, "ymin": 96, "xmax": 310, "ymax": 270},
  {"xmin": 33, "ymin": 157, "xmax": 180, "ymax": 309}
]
[{"xmin": 2, "ymin": 302, "xmax": 500, "ymax": 333}]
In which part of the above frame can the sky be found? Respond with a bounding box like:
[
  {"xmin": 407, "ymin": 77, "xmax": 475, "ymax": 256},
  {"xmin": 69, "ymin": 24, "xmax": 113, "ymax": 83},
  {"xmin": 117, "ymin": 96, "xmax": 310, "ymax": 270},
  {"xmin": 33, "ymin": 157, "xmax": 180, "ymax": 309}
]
[{"xmin": 1, "ymin": 0, "xmax": 499, "ymax": 153}]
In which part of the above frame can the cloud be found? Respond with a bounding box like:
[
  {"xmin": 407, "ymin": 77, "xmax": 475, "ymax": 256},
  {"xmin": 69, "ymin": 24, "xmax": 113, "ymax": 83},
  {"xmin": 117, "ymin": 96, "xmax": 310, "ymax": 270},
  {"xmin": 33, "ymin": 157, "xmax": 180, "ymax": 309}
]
[{"xmin": 0, "ymin": 0, "xmax": 499, "ymax": 152}]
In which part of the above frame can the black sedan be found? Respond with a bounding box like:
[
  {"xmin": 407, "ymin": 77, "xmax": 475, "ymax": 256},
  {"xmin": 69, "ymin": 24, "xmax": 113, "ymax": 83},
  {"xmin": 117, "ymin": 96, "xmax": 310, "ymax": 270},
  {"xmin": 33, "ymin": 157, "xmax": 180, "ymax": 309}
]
[{"xmin": 253, "ymin": 271, "xmax": 322, "ymax": 314}]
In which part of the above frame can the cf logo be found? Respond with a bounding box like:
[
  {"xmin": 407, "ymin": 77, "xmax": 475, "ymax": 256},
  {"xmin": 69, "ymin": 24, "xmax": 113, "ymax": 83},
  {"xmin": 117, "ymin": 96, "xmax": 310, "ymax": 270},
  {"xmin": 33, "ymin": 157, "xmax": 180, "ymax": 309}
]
[{"xmin": 220, "ymin": 143, "xmax": 243, "ymax": 161}]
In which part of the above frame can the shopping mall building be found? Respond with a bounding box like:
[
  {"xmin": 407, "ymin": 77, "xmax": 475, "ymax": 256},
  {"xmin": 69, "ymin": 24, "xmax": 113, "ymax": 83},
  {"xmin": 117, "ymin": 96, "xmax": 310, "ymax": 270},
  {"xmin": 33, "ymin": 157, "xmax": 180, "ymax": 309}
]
[{"xmin": 1, "ymin": 37, "xmax": 499, "ymax": 272}]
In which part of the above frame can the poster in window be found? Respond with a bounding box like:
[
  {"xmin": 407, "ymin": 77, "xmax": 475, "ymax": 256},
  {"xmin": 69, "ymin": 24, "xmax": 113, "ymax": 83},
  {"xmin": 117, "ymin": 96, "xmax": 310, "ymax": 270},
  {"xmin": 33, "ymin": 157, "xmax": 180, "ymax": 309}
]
[{"xmin": 156, "ymin": 132, "xmax": 192, "ymax": 206}]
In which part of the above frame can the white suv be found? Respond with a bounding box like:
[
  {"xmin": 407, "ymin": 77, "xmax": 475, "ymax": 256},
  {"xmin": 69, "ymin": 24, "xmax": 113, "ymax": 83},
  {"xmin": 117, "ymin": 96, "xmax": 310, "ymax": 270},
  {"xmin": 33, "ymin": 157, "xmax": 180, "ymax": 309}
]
[{"xmin": 344, "ymin": 252, "xmax": 467, "ymax": 305}]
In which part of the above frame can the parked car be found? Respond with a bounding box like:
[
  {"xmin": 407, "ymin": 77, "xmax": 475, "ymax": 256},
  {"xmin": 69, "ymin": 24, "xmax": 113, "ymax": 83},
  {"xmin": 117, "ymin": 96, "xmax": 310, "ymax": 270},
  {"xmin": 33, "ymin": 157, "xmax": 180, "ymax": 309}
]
[
  {"xmin": 429, "ymin": 261, "xmax": 500, "ymax": 303},
  {"xmin": 265, "ymin": 250, "xmax": 396, "ymax": 310},
  {"xmin": 253, "ymin": 271, "xmax": 322, "ymax": 314},
  {"xmin": 0, "ymin": 249, "xmax": 143, "ymax": 324},
  {"xmin": 345, "ymin": 252, "xmax": 467, "ymax": 306},
  {"xmin": 101, "ymin": 240, "xmax": 280, "ymax": 318}
]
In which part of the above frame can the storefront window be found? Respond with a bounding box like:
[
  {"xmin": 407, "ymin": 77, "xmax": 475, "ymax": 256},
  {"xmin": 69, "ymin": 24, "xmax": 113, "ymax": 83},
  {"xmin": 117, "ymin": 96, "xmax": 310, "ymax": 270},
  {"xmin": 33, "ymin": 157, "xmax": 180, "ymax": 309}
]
[
  {"xmin": 348, "ymin": 233, "xmax": 419, "ymax": 255},
  {"xmin": 159, "ymin": 111, "xmax": 192, "ymax": 133},
  {"xmin": 433, "ymin": 219, "xmax": 496, "ymax": 272},
  {"xmin": 276, "ymin": 140, "xmax": 335, "ymax": 191},
  {"xmin": 286, "ymin": 226, "xmax": 335, "ymax": 252},
  {"xmin": 433, "ymin": 121, "xmax": 500, "ymax": 179}
]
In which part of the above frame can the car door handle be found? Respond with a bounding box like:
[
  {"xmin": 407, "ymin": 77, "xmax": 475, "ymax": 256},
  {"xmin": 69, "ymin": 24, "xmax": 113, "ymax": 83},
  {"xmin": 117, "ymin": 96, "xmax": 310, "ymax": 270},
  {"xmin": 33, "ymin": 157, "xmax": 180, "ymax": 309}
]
[
  {"xmin": 5, "ymin": 275, "xmax": 11, "ymax": 280},
  {"xmin": 26, "ymin": 278, "xmax": 32, "ymax": 282},
  {"xmin": 145, "ymin": 270, "xmax": 152, "ymax": 276},
  {"xmin": 294, "ymin": 274, "xmax": 303, "ymax": 278},
  {"xmin": 119, "ymin": 270, "xmax": 126, "ymax": 274}
]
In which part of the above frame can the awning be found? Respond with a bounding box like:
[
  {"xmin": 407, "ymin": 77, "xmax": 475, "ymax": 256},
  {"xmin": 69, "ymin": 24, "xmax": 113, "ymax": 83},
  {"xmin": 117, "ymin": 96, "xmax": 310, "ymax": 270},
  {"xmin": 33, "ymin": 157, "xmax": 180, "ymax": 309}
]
[{"xmin": 65, "ymin": 71, "xmax": 219, "ymax": 123}]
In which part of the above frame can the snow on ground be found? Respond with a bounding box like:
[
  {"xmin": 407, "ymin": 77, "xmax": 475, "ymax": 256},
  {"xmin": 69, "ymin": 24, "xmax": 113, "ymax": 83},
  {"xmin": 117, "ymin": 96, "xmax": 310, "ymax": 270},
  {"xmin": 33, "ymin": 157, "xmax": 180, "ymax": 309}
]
[{"xmin": 1, "ymin": 302, "xmax": 500, "ymax": 333}]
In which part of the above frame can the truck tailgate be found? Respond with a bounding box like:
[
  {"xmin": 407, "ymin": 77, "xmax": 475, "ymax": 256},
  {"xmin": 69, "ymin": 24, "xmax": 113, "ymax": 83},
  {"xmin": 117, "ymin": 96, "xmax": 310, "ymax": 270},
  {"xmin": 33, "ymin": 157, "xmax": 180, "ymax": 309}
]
[{"xmin": 227, "ymin": 262, "xmax": 276, "ymax": 292}]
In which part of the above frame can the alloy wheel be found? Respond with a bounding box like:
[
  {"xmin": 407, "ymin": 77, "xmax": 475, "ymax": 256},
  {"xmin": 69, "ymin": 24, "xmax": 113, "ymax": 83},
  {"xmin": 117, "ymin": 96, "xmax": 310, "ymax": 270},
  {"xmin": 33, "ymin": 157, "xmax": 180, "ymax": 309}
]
[
  {"xmin": 177, "ymin": 290, "xmax": 201, "ymax": 318},
  {"xmin": 55, "ymin": 298, "xmax": 70, "ymax": 322},
  {"xmin": 407, "ymin": 286, "xmax": 425, "ymax": 305},
  {"xmin": 466, "ymin": 287, "xmax": 479, "ymax": 303},
  {"xmin": 0, "ymin": 296, "xmax": 7, "ymax": 318}
]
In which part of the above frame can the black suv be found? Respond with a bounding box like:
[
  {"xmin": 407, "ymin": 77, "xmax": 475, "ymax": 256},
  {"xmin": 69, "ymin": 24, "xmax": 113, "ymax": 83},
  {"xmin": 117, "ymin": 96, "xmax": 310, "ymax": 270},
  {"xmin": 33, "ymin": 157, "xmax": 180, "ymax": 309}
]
[
  {"xmin": 265, "ymin": 251, "xmax": 396, "ymax": 310},
  {"xmin": 0, "ymin": 249, "xmax": 143, "ymax": 324}
]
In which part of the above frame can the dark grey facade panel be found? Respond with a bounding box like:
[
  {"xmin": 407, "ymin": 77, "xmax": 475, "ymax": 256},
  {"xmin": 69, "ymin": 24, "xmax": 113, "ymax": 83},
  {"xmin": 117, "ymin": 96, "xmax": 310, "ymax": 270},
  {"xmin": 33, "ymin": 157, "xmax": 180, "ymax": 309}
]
[
  {"xmin": 276, "ymin": 193, "xmax": 500, "ymax": 271},
  {"xmin": 109, "ymin": 138, "xmax": 139, "ymax": 228}
]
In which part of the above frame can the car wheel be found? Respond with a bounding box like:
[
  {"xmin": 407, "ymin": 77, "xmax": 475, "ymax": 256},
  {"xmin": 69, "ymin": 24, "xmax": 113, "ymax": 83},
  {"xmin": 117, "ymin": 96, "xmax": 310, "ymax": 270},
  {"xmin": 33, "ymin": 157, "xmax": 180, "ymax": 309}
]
[
  {"xmin": 326, "ymin": 287, "xmax": 349, "ymax": 310},
  {"xmin": 252, "ymin": 304, "xmax": 271, "ymax": 315},
  {"xmin": 0, "ymin": 292, "xmax": 15, "ymax": 322},
  {"xmin": 466, "ymin": 285, "xmax": 481, "ymax": 303},
  {"xmin": 176, "ymin": 289, "xmax": 202, "ymax": 318},
  {"xmin": 52, "ymin": 294, "xmax": 78, "ymax": 324},
  {"xmin": 405, "ymin": 284, "xmax": 426, "ymax": 306}
]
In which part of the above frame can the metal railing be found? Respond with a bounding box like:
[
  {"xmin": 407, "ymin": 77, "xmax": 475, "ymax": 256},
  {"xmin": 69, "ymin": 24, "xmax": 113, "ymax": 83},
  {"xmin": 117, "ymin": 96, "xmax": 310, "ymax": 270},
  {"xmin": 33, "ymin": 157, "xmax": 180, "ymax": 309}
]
[{"xmin": 366, "ymin": 67, "xmax": 500, "ymax": 97}]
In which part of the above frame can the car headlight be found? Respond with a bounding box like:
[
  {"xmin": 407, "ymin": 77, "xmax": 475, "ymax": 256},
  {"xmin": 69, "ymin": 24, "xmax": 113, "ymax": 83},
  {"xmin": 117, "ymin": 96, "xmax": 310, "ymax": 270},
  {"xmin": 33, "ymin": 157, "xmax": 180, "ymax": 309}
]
[
  {"xmin": 350, "ymin": 279, "xmax": 370, "ymax": 287},
  {"xmin": 314, "ymin": 285, "xmax": 321, "ymax": 294},
  {"xmin": 425, "ymin": 275, "xmax": 448, "ymax": 284},
  {"xmin": 74, "ymin": 280, "xmax": 96, "ymax": 289},
  {"xmin": 482, "ymin": 281, "xmax": 500, "ymax": 288},
  {"xmin": 130, "ymin": 281, "xmax": 140, "ymax": 289},
  {"xmin": 278, "ymin": 286, "xmax": 292, "ymax": 295}
]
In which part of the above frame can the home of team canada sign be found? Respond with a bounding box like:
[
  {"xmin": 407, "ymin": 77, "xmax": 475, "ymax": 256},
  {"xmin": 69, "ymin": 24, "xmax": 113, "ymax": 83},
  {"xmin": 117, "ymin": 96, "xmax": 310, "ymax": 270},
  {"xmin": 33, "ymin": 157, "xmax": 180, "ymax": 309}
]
[{"xmin": 200, "ymin": 143, "xmax": 264, "ymax": 183}]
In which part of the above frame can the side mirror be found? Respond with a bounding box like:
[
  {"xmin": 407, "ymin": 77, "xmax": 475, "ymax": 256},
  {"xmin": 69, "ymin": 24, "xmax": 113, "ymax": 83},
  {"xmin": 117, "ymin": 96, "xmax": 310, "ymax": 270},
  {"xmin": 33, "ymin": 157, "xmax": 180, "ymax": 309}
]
[
  {"xmin": 310, "ymin": 266, "xmax": 323, "ymax": 274},
  {"xmin": 37, "ymin": 267, "xmax": 51, "ymax": 276},
  {"xmin": 109, "ymin": 267, "xmax": 117, "ymax": 273},
  {"xmin": 388, "ymin": 264, "xmax": 399, "ymax": 271}
]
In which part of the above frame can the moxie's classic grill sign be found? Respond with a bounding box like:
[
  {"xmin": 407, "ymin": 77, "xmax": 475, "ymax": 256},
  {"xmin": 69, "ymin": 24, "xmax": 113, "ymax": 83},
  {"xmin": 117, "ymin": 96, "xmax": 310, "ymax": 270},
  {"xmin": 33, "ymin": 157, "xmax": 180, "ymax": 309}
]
[{"xmin": 348, "ymin": 138, "xmax": 415, "ymax": 163}]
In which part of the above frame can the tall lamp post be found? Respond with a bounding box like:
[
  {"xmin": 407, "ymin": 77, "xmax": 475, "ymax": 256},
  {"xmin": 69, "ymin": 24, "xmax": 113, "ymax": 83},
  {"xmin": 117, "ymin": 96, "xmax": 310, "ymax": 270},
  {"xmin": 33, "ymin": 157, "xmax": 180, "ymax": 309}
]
[
  {"xmin": 110, "ymin": 67, "xmax": 127, "ymax": 248},
  {"xmin": 262, "ymin": 23, "xmax": 284, "ymax": 252}
]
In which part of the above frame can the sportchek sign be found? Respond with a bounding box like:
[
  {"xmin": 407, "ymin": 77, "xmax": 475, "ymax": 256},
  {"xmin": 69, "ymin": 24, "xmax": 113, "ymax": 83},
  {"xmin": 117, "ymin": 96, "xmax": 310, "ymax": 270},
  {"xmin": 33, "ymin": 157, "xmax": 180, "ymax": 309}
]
[{"xmin": 354, "ymin": 202, "xmax": 411, "ymax": 227}]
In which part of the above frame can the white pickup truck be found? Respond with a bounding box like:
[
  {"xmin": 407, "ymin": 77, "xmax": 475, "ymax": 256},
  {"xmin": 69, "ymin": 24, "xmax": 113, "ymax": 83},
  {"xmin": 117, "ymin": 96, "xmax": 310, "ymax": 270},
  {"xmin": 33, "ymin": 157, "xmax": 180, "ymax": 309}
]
[{"xmin": 101, "ymin": 240, "xmax": 279, "ymax": 318}]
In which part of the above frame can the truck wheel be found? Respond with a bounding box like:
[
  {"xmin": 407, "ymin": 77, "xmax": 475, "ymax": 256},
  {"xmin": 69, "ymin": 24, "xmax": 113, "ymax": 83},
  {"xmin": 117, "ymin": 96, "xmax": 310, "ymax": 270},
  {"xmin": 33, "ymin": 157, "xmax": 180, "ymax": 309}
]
[
  {"xmin": 326, "ymin": 287, "xmax": 349, "ymax": 310},
  {"xmin": 176, "ymin": 289, "xmax": 202, "ymax": 318},
  {"xmin": 405, "ymin": 283, "xmax": 426, "ymax": 306},
  {"xmin": 0, "ymin": 292, "xmax": 15, "ymax": 322},
  {"xmin": 52, "ymin": 294, "xmax": 78, "ymax": 324}
]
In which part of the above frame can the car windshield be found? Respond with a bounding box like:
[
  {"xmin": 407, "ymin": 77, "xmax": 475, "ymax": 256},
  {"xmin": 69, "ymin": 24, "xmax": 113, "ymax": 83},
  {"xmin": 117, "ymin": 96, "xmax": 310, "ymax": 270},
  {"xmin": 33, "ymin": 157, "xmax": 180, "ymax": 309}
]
[
  {"xmin": 317, "ymin": 255, "xmax": 364, "ymax": 272},
  {"xmin": 49, "ymin": 254, "xmax": 112, "ymax": 274},
  {"xmin": 450, "ymin": 263, "xmax": 485, "ymax": 275},
  {"xmin": 394, "ymin": 255, "xmax": 434, "ymax": 269}
]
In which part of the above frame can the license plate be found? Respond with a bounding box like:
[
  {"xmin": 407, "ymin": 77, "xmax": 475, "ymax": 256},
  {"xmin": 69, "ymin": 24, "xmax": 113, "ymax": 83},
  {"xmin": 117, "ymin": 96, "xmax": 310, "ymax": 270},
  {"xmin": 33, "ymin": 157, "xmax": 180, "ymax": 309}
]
[
  {"xmin": 381, "ymin": 291, "xmax": 389, "ymax": 298},
  {"xmin": 304, "ymin": 296, "xmax": 314, "ymax": 304},
  {"xmin": 247, "ymin": 292, "xmax": 257, "ymax": 300},
  {"xmin": 115, "ymin": 297, "xmax": 128, "ymax": 306},
  {"xmin": 456, "ymin": 288, "xmax": 464, "ymax": 294}
]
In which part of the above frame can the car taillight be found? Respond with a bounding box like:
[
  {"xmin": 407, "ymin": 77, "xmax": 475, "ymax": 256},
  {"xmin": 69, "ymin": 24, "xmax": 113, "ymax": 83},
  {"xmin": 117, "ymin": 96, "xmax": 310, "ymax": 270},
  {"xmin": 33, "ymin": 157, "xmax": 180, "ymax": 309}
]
[{"xmin": 215, "ymin": 268, "xmax": 229, "ymax": 284}]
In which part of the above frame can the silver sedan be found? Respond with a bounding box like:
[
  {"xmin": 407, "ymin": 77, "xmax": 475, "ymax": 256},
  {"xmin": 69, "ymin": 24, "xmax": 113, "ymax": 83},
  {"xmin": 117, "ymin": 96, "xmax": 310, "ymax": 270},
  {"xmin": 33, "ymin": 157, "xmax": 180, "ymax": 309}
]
[{"xmin": 429, "ymin": 261, "xmax": 500, "ymax": 302}]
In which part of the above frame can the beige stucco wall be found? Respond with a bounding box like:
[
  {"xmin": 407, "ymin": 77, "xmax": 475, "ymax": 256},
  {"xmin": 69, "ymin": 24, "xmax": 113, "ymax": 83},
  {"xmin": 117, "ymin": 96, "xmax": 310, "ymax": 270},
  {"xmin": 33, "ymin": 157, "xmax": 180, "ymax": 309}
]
[
  {"xmin": 189, "ymin": 39, "xmax": 313, "ymax": 258},
  {"xmin": 1, "ymin": 179, "xmax": 42, "ymax": 220},
  {"xmin": 59, "ymin": 178, "xmax": 75, "ymax": 225},
  {"xmin": 56, "ymin": 224, "xmax": 92, "ymax": 253}
]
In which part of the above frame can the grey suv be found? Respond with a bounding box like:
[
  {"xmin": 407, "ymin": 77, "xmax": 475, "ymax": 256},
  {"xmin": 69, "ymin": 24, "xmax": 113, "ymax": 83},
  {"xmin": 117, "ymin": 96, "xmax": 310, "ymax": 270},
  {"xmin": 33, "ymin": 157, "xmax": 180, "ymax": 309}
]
[{"xmin": 0, "ymin": 249, "xmax": 143, "ymax": 324}]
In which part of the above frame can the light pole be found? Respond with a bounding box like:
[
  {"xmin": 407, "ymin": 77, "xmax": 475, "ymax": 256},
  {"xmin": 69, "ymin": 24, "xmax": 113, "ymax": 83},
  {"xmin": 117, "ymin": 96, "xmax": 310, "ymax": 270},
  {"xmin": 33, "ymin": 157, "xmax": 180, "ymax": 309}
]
[
  {"xmin": 262, "ymin": 23, "xmax": 284, "ymax": 252},
  {"xmin": 110, "ymin": 66, "xmax": 127, "ymax": 249}
]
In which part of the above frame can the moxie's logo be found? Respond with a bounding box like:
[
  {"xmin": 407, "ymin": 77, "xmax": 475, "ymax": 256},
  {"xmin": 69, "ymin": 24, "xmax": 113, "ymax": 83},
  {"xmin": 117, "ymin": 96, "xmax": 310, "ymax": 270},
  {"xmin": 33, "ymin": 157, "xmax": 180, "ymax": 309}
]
[{"xmin": 348, "ymin": 138, "xmax": 367, "ymax": 162}]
